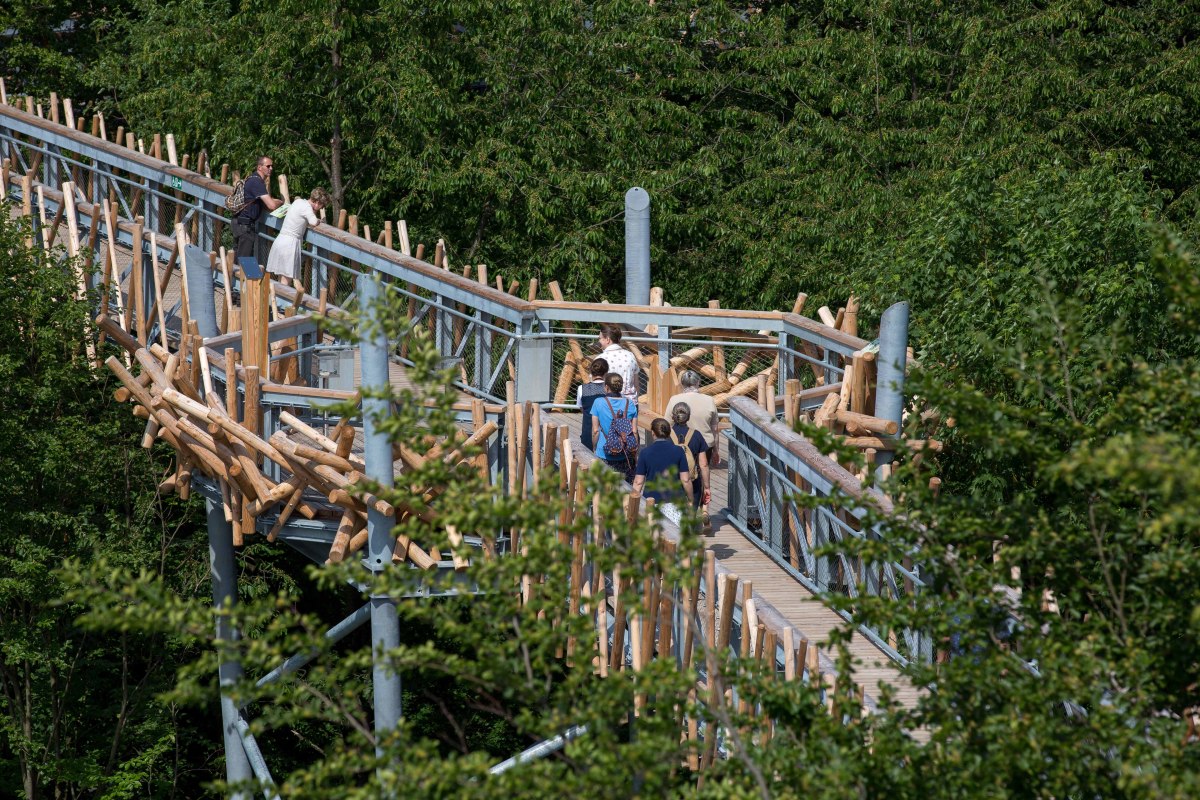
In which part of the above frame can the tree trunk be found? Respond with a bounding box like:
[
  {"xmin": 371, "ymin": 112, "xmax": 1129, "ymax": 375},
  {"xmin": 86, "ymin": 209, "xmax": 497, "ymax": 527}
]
[
  {"xmin": 23, "ymin": 660, "xmax": 37, "ymax": 800},
  {"xmin": 329, "ymin": 6, "xmax": 346, "ymax": 214}
]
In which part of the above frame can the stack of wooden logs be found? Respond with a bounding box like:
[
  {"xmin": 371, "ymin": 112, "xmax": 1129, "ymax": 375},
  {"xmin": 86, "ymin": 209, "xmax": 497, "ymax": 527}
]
[{"xmin": 95, "ymin": 315, "xmax": 505, "ymax": 568}]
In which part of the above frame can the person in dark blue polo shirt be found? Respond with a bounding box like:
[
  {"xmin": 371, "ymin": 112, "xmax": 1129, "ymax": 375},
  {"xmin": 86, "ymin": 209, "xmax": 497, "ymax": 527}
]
[
  {"xmin": 575, "ymin": 357, "xmax": 608, "ymax": 452},
  {"xmin": 631, "ymin": 418, "xmax": 693, "ymax": 507},
  {"xmin": 232, "ymin": 155, "xmax": 283, "ymax": 262},
  {"xmin": 670, "ymin": 402, "xmax": 711, "ymax": 510}
]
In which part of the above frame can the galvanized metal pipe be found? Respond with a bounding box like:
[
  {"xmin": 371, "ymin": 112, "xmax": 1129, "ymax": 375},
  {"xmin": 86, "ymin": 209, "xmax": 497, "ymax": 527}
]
[
  {"xmin": 875, "ymin": 301, "xmax": 910, "ymax": 467},
  {"xmin": 489, "ymin": 725, "xmax": 589, "ymax": 775},
  {"xmin": 233, "ymin": 717, "xmax": 281, "ymax": 800},
  {"xmin": 206, "ymin": 499, "xmax": 254, "ymax": 798},
  {"xmin": 358, "ymin": 274, "xmax": 403, "ymax": 747},
  {"xmin": 254, "ymin": 603, "xmax": 372, "ymax": 690},
  {"xmin": 624, "ymin": 187, "xmax": 650, "ymax": 306}
]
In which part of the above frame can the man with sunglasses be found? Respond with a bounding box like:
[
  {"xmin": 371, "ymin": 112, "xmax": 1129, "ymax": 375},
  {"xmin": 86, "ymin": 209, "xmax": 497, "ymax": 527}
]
[{"xmin": 232, "ymin": 156, "xmax": 283, "ymax": 262}]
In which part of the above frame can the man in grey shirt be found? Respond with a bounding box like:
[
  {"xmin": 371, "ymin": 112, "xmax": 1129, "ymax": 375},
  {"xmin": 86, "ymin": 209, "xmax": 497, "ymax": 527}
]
[{"xmin": 666, "ymin": 369, "xmax": 720, "ymax": 465}]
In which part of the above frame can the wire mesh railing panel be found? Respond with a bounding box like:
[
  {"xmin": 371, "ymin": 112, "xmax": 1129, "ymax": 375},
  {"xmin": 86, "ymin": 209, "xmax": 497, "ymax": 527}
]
[{"xmin": 724, "ymin": 401, "xmax": 931, "ymax": 666}]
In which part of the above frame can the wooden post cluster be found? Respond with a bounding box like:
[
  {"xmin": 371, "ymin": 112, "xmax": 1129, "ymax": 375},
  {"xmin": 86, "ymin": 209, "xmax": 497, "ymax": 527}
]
[
  {"xmin": 96, "ymin": 313, "xmax": 504, "ymax": 567},
  {"xmin": 503, "ymin": 426, "xmax": 876, "ymax": 771}
]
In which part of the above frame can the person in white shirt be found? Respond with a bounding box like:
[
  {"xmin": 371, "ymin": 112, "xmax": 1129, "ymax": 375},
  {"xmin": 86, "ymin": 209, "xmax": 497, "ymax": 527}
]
[
  {"xmin": 666, "ymin": 369, "xmax": 720, "ymax": 465},
  {"xmin": 597, "ymin": 323, "xmax": 641, "ymax": 402},
  {"xmin": 265, "ymin": 187, "xmax": 330, "ymax": 288}
]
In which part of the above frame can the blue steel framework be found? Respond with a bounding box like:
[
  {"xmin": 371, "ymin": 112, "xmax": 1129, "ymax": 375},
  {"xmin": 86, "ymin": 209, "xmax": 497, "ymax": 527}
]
[{"xmin": 1, "ymin": 99, "xmax": 924, "ymax": 794}]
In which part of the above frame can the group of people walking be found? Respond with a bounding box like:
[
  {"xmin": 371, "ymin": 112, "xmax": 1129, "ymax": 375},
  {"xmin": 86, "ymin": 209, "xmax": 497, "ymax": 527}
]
[{"xmin": 580, "ymin": 325, "xmax": 720, "ymax": 514}]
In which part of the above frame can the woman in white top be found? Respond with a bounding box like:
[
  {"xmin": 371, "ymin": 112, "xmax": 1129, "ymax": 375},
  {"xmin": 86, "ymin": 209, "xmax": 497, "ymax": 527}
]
[
  {"xmin": 265, "ymin": 187, "xmax": 331, "ymax": 287},
  {"xmin": 597, "ymin": 323, "xmax": 641, "ymax": 401}
]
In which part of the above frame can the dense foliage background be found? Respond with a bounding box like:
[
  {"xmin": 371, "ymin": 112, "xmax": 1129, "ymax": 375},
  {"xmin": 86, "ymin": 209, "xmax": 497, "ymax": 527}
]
[{"xmin": 1, "ymin": 0, "xmax": 1199, "ymax": 796}]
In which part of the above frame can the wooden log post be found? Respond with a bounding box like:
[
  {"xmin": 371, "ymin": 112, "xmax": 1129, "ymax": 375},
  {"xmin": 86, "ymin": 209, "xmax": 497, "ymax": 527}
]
[
  {"xmin": 240, "ymin": 262, "xmax": 269, "ymax": 372},
  {"xmin": 842, "ymin": 294, "xmax": 859, "ymax": 337},
  {"xmin": 243, "ymin": 366, "xmax": 262, "ymax": 448},
  {"xmin": 549, "ymin": 281, "xmax": 588, "ymax": 403}
]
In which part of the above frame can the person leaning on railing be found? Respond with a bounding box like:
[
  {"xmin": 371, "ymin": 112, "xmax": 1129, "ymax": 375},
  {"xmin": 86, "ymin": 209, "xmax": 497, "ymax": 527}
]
[
  {"xmin": 265, "ymin": 187, "xmax": 331, "ymax": 289},
  {"xmin": 232, "ymin": 155, "xmax": 283, "ymax": 263}
]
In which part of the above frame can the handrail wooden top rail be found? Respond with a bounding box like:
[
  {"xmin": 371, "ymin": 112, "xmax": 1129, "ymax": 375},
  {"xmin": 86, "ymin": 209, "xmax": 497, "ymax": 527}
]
[
  {"xmin": 0, "ymin": 101, "xmax": 232, "ymax": 199},
  {"xmin": 0, "ymin": 102, "xmax": 534, "ymax": 316},
  {"xmin": 780, "ymin": 312, "xmax": 869, "ymax": 353},
  {"xmin": 534, "ymin": 300, "xmax": 870, "ymax": 351},
  {"xmin": 315, "ymin": 228, "xmax": 535, "ymax": 314},
  {"xmin": 533, "ymin": 300, "xmax": 782, "ymax": 321}
]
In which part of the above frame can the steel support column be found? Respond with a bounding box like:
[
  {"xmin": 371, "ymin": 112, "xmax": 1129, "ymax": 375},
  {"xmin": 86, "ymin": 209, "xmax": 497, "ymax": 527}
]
[
  {"xmin": 624, "ymin": 187, "xmax": 651, "ymax": 306},
  {"xmin": 875, "ymin": 301, "xmax": 910, "ymax": 468},
  {"xmin": 359, "ymin": 274, "xmax": 403, "ymax": 751},
  {"xmin": 206, "ymin": 499, "xmax": 254, "ymax": 799}
]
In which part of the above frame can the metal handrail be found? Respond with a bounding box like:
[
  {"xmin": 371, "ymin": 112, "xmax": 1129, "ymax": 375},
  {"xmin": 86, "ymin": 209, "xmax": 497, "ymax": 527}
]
[{"xmin": 724, "ymin": 398, "xmax": 931, "ymax": 665}]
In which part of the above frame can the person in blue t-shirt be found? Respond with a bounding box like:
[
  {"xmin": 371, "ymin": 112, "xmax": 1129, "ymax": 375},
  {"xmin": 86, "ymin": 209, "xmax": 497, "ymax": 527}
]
[
  {"xmin": 232, "ymin": 155, "xmax": 283, "ymax": 263},
  {"xmin": 592, "ymin": 372, "xmax": 639, "ymax": 481},
  {"xmin": 632, "ymin": 418, "xmax": 693, "ymax": 506}
]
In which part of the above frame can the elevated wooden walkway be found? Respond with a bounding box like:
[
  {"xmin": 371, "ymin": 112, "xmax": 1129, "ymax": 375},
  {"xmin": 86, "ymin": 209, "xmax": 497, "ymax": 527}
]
[{"xmin": 3, "ymin": 93, "xmax": 932, "ymax": 775}]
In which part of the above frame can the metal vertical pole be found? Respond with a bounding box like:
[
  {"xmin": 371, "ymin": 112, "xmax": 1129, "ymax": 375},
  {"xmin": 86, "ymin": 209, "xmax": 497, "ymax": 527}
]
[
  {"xmin": 44, "ymin": 144, "xmax": 58, "ymax": 188},
  {"xmin": 477, "ymin": 310, "xmax": 494, "ymax": 396},
  {"xmin": 624, "ymin": 187, "xmax": 650, "ymax": 306},
  {"xmin": 198, "ymin": 202, "xmax": 215, "ymax": 251},
  {"xmin": 145, "ymin": 178, "xmax": 159, "ymax": 234},
  {"xmin": 437, "ymin": 296, "xmax": 454, "ymax": 362},
  {"xmin": 206, "ymin": 499, "xmax": 253, "ymax": 799},
  {"xmin": 777, "ymin": 330, "xmax": 791, "ymax": 393},
  {"xmin": 358, "ymin": 274, "xmax": 403, "ymax": 750},
  {"xmin": 657, "ymin": 324, "xmax": 670, "ymax": 373},
  {"xmin": 875, "ymin": 301, "xmax": 910, "ymax": 468}
]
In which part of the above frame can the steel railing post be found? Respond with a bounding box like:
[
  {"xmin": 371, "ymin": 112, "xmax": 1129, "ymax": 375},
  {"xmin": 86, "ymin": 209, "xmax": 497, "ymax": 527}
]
[{"xmin": 777, "ymin": 330, "xmax": 790, "ymax": 396}]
